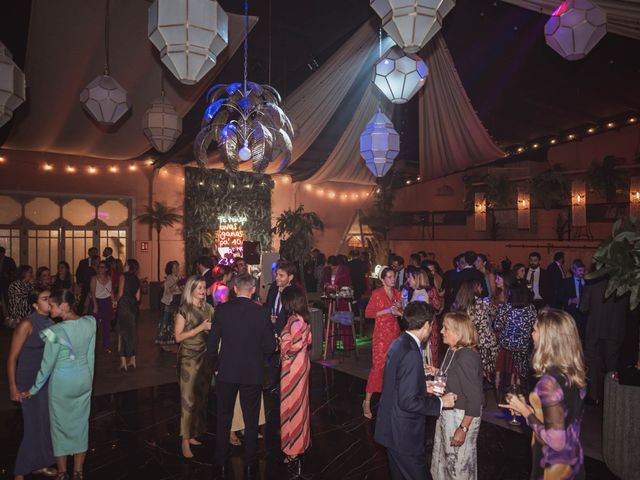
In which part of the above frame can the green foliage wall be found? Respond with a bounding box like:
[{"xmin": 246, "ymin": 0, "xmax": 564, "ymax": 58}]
[{"xmin": 184, "ymin": 168, "xmax": 274, "ymax": 269}]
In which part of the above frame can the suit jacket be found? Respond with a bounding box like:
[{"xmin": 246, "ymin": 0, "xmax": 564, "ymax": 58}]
[
  {"xmin": 208, "ymin": 296, "xmax": 277, "ymax": 385},
  {"xmin": 453, "ymin": 267, "xmax": 488, "ymax": 300},
  {"xmin": 546, "ymin": 262, "xmax": 565, "ymax": 308},
  {"xmin": 75, "ymin": 258, "xmax": 91, "ymax": 286},
  {"xmin": 580, "ymin": 277, "xmax": 628, "ymax": 342},
  {"xmin": 374, "ymin": 332, "xmax": 442, "ymax": 456},
  {"xmin": 264, "ymin": 282, "xmax": 289, "ymax": 335},
  {"xmin": 0, "ymin": 255, "xmax": 17, "ymax": 286},
  {"xmin": 525, "ymin": 267, "xmax": 550, "ymax": 304},
  {"xmin": 441, "ymin": 268, "xmax": 458, "ymax": 311},
  {"xmin": 562, "ymin": 276, "xmax": 588, "ymax": 326}
]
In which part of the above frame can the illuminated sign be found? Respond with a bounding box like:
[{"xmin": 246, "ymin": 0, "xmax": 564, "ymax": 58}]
[{"xmin": 216, "ymin": 215, "xmax": 245, "ymax": 262}]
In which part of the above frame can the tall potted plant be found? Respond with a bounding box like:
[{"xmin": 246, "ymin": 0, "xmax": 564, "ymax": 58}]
[
  {"xmin": 585, "ymin": 156, "xmax": 626, "ymax": 203},
  {"xmin": 271, "ymin": 205, "xmax": 324, "ymax": 288}
]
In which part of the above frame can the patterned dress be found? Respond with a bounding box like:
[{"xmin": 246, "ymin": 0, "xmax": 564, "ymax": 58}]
[
  {"xmin": 280, "ymin": 315, "xmax": 312, "ymax": 456},
  {"xmin": 177, "ymin": 302, "xmax": 213, "ymax": 439},
  {"xmin": 7, "ymin": 279, "xmax": 32, "ymax": 328},
  {"xmin": 467, "ymin": 297, "xmax": 499, "ymax": 381},
  {"xmin": 494, "ymin": 303, "xmax": 536, "ymax": 385},
  {"xmin": 527, "ymin": 369, "xmax": 586, "ymax": 480},
  {"xmin": 365, "ymin": 287, "xmax": 401, "ymax": 393}
]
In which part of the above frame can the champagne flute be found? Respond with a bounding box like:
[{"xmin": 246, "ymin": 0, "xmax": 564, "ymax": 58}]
[{"xmin": 505, "ymin": 384, "xmax": 521, "ymax": 426}]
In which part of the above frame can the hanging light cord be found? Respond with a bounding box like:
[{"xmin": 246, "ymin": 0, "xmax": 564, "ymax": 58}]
[
  {"xmin": 243, "ymin": 0, "xmax": 249, "ymax": 96},
  {"xmin": 104, "ymin": 0, "xmax": 110, "ymax": 75}
]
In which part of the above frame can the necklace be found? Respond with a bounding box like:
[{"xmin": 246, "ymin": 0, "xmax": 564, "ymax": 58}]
[{"xmin": 440, "ymin": 348, "xmax": 458, "ymax": 375}]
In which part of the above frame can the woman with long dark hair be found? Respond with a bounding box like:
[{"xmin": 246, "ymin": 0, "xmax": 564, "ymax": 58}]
[
  {"xmin": 90, "ymin": 261, "xmax": 114, "ymax": 353},
  {"xmin": 51, "ymin": 261, "xmax": 72, "ymax": 291},
  {"xmin": 115, "ymin": 259, "xmax": 140, "ymax": 371},
  {"xmin": 279, "ymin": 286, "xmax": 312, "ymax": 474}
]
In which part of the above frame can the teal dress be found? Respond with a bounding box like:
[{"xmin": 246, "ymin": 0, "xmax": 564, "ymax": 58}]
[{"xmin": 29, "ymin": 316, "xmax": 96, "ymax": 456}]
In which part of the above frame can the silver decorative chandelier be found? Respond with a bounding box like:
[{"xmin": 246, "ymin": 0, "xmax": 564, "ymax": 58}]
[
  {"xmin": 373, "ymin": 46, "xmax": 428, "ymax": 104},
  {"xmin": 0, "ymin": 41, "xmax": 26, "ymax": 128},
  {"xmin": 194, "ymin": 0, "xmax": 293, "ymax": 173}
]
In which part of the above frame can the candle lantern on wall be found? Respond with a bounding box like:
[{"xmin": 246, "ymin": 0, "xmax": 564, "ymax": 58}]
[
  {"xmin": 631, "ymin": 177, "xmax": 640, "ymax": 218},
  {"xmin": 571, "ymin": 179, "xmax": 587, "ymax": 227},
  {"xmin": 474, "ymin": 192, "xmax": 486, "ymax": 231},
  {"xmin": 517, "ymin": 187, "xmax": 530, "ymax": 230}
]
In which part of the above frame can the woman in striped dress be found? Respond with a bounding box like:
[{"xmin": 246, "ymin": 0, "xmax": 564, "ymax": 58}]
[{"xmin": 279, "ymin": 286, "xmax": 312, "ymax": 474}]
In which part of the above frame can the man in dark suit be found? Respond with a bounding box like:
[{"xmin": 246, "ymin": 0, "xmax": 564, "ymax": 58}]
[
  {"xmin": 546, "ymin": 252, "xmax": 566, "ymax": 308},
  {"xmin": 442, "ymin": 254, "xmax": 463, "ymax": 312},
  {"xmin": 75, "ymin": 246, "xmax": 98, "ymax": 314},
  {"xmin": 391, "ymin": 255, "xmax": 406, "ymax": 290},
  {"xmin": 208, "ymin": 274, "xmax": 277, "ymax": 472},
  {"xmin": 452, "ymin": 251, "xmax": 488, "ymax": 300},
  {"xmin": 375, "ymin": 302, "xmax": 456, "ymax": 480},
  {"xmin": 561, "ymin": 259, "xmax": 588, "ymax": 343},
  {"xmin": 525, "ymin": 251, "xmax": 550, "ymax": 309},
  {"xmin": 264, "ymin": 260, "xmax": 296, "ymax": 336},
  {"xmin": 103, "ymin": 246, "xmax": 116, "ymax": 271},
  {"xmin": 347, "ymin": 249, "xmax": 367, "ymax": 301},
  {"xmin": 580, "ymin": 275, "xmax": 629, "ymax": 405},
  {"xmin": 0, "ymin": 246, "xmax": 17, "ymax": 318},
  {"xmin": 195, "ymin": 255, "xmax": 214, "ymax": 305}
]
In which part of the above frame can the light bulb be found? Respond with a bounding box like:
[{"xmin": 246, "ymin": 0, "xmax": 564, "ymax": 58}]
[{"xmin": 238, "ymin": 144, "xmax": 252, "ymax": 161}]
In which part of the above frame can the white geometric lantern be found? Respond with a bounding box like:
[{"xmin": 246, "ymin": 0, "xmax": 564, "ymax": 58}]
[
  {"xmin": 80, "ymin": 75, "xmax": 131, "ymax": 125},
  {"xmin": 148, "ymin": 0, "xmax": 229, "ymax": 85},
  {"xmin": 0, "ymin": 41, "xmax": 26, "ymax": 128},
  {"xmin": 370, "ymin": 0, "xmax": 456, "ymax": 53},
  {"xmin": 360, "ymin": 111, "xmax": 400, "ymax": 177},
  {"xmin": 373, "ymin": 46, "xmax": 428, "ymax": 104},
  {"xmin": 545, "ymin": 0, "xmax": 606, "ymax": 61},
  {"xmin": 143, "ymin": 94, "xmax": 182, "ymax": 152}
]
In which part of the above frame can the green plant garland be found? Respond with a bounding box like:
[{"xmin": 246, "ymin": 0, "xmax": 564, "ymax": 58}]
[{"xmin": 184, "ymin": 167, "xmax": 274, "ymax": 269}]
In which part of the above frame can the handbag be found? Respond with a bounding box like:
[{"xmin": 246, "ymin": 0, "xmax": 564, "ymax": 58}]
[{"xmin": 330, "ymin": 311, "xmax": 354, "ymax": 326}]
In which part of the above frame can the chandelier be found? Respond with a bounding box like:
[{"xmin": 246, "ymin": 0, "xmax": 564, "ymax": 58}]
[
  {"xmin": 0, "ymin": 41, "xmax": 26, "ymax": 128},
  {"xmin": 194, "ymin": 0, "xmax": 293, "ymax": 173},
  {"xmin": 373, "ymin": 46, "xmax": 428, "ymax": 104},
  {"xmin": 360, "ymin": 110, "xmax": 400, "ymax": 177}
]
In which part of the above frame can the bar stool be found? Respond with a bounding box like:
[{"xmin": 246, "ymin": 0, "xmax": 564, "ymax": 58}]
[{"xmin": 323, "ymin": 294, "xmax": 358, "ymax": 360}]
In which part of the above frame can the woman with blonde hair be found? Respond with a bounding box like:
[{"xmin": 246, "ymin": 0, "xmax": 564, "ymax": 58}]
[
  {"xmin": 500, "ymin": 309, "xmax": 587, "ymax": 479},
  {"xmin": 174, "ymin": 275, "xmax": 213, "ymax": 458},
  {"xmin": 430, "ymin": 311, "xmax": 484, "ymax": 480}
]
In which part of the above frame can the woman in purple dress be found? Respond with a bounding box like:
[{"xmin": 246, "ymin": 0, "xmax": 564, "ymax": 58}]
[{"xmin": 500, "ymin": 309, "xmax": 586, "ymax": 480}]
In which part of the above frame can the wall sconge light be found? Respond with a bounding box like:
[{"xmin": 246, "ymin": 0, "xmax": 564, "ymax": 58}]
[
  {"xmin": 571, "ymin": 179, "xmax": 586, "ymax": 227},
  {"xmin": 517, "ymin": 188, "xmax": 530, "ymax": 229},
  {"xmin": 474, "ymin": 192, "xmax": 487, "ymax": 231},
  {"xmin": 631, "ymin": 177, "xmax": 640, "ymax": 218}
]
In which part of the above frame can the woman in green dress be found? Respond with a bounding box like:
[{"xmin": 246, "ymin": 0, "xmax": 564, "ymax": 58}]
[
  {"xmin": 23, "ymin": 289, "xmax": 96, "ymax": 480},
  {"xmin": 174, "ymin": 275, "xmax": 213, "ymax": 459}
]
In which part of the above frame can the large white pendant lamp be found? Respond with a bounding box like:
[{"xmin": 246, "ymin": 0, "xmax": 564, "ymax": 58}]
[
  {"xmin": 370, "ymin": 0, "xmax": 456, "ymax": 53},
  {"xmin": 0, "ymin": 41, "xmax": 26, "ymax": 128},
  {"xmin": 545, "ymin": 0, "xmax": 606, "ymax": 61},
  {"xmin": 148, "ymin": 0, "xmax": 229, "ymax": 85},
  {"xmin": 360, "ymin": 111, "xmax": 400, "ymax": 177},
  {"xmin": 143, "ymin": 92, "xmax": 182, "ymax": 152},
  {"xmin": 373, "ymin": 46, "xmax": 428, "ymax": 104}
]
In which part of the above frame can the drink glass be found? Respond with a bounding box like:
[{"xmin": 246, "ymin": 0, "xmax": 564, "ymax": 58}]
[
  {"xmin": 433, "ymin": 370, "xmax": 447, "ymax": 397},
  {"xmin": 505, "ymin": 384, "xmax": 521, "ymax": 426}
]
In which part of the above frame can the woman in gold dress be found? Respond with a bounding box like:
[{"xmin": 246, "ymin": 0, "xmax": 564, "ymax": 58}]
[{"xmin": 174, "ymin": 276, "xmax": 213, "ymax": 459}]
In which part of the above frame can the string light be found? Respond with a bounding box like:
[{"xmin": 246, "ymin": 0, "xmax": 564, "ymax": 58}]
[
  {"xmin": 406, "ymin": 179, "xmax": 412, "ymax": 184},
  {"xmin": 304, "ymin": 184, "xmax": 313, "ymax": 192},
  {"xmin": 532, "ymin": 143, "xmax": 539, "ymax": 149},
  {"xmin": 328, "ymin": 191, "xmax": 336, "ymax": 199},
  {"xmin": 281, "ymin": 175, "xmax": 291, "ymax": 184},
  {"xmin": 516, "ymin": 146, "xmax": 525, "ymax": 153},
  {"xmin": 607, "ymin": 122, "xmax": 615, "ymax": 128},
  {"xmin": 129, "ymin": 164, "xmax": 138, "ymax": 171},
  {"xmin": 587, "ymin": 127, "xmax": 596, "ymax": 134},
  {"xmin": 87, "ymin": 166, "xmax": 97, "ymax": 174},
  {"xmin": 0, "ymin": 156, "xmax": 5, "ymax": 163},
  {"xmin": 43, "ymin": 163, "xmax": 54, "ymax": 171},
  {"xmin": 567, "ymin": 133, "xmax": 575, "ymax": 140},
  {"xmin": 629, "ymin": 117, "xmax": 638, "ymax": 124},
  {"xmin": 550, "ymin": 139, "xmax": 557, "ymax": 145},
  {"xmin": 109, "ymin": 165, "xmax": 119, "ymax": 173}
]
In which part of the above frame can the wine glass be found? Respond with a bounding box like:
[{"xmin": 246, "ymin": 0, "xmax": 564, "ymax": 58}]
[{"xmin": 505, "ymin": 384, "xmax": 521, "ymax": 426}]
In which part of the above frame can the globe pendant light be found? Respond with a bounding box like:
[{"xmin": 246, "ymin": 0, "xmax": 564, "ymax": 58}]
[
  {"xmin": 373, "ymin": 46, "xmax": 428, "ymax": 104},
  {"xmin": 143, "ymin": 91, "xmax": 182, "ymax": 153},
  {"xmin": 360, "ymin": 110, "xmax": 400, "ymax": 177},
  {"xmin": 149, "ymin": 0, "xmax": 229, "ymax": 85},
  {"xmin": 80, "ymin": 0, "xmax": 130, "ymax": 125},
  {"xmin": 194, "ymin": 0, "xmax": 293, "ymax": 173},
  {"xmin": 0, "ymin": 41, "xmax": 26, "ymax": 128},
  {"xmin": 545, "ymin": 0, "xmax": 606, "ymax": 61},
  {"xmin": 370, "ymin": 0, "xmax": 456, "ymax": 53}
]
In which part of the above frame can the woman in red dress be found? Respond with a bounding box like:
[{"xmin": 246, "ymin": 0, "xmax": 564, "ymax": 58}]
[
  {"xmin": 363, "ymin": 266, "xmax": 402, "ymax": 419},
  {"xmin": 279, "ymin": 286, "xmax": 312, "ymax": 474}
]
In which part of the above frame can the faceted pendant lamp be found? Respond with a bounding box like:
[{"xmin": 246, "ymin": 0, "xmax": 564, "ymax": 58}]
[
  {"xmin": 373, "ymin": 46, "xmax": 428, "ymax": 104},
  {"xmin": 149, "ymin": 0, "xmax": 229, "ymax": 85},
  {"xmin": 545, "ymin": 0, "xmax": 606, "ymax": 61},
  {"xmin": 360, "ymin": 111, "xmax": 400, "ymax": 177},
  {"xmin": 80, "ymin": 75, "xmax": 131, "ymax": 125},
  {"xmin": 370, "ymin": 0, "xmax": 456, "ymax": 53},
  {"xmin": 143, "ymin": 93, "xmax": 182, "ymax": 152},
  {"xmin": 0, "ymin": 41, "xmax": 26, "ymax": 128}
]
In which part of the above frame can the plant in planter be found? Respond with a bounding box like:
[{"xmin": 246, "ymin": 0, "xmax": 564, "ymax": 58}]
[
  {"xmin": 137, "ymin": 201, "xmax": 183, "ymax": 282},
  {"xmin": 531, "ymin": 168, "xmax": 569, "ymax": 210},
  {"xmin": 272, "ymin": 206, "xmax": 324, "ymax": 287},
  {"xmin": 585, "ymin": 156, "xmax": 627, "ymax": 203}
]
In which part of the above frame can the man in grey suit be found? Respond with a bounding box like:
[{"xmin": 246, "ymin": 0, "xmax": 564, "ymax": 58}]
[{"xmin": 580, "ymin": 276, "xmax": 629, "ymax": 405}]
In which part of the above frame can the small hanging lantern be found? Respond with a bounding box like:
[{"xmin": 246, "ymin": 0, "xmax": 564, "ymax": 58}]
[
  {"xmin": 148, "ymin": 0, "xmax": 229, "ymax": 85},
  {"xmin": 360, "ymin": 111, "xmax": 400, "ymax": 177},
  {"xmin": 80, "ymin": 75, "xmax": 131, "ymax": 125},
  {"xmin": 0, "ymin": 41, "xmax": 26, "ymax": 128},
  {"xmin": 143, "ymin": 93, "xmax": 182, "ymax": 152},
  {"xmin": 373, "ymin": 46, "xmax": 428, "ymax": 104},
  {"xmin": 545, "ymin": 0, "xmax": 606, "ymax": 61}
]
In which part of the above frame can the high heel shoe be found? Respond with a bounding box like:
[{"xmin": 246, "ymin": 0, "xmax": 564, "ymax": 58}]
[
  {"xmin": 55, "ymin": 473, "xmax": 69, "ymax": 480},
  {"xmin": 118, "ymin": 364, "xmax": 127, "ymax": 372},
  {"xmin": 181, "ymin": 443, "xmax": 194, "ymax": 459},
  {"xmin": 286, "ymin": 455, "xmax": 303, "ymax": 476},
  {"xmin": 73, "ymin": 471, "xmax": 84, "ymax": 480}
]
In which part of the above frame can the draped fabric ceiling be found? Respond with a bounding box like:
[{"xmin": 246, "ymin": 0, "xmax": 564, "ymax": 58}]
[{"xmin": 3, "ymin": 0, "xmax": 256, "ymax": 160}]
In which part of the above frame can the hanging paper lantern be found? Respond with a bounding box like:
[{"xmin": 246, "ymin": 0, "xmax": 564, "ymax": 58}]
[
  {"xmin": 143, "ymin": 94, "xmax": 182, "ymax": 152},
  {"xmin": 545, "ymin": 0, "xmax": 606, "ymax": 61},
  {"xmin": 373, "ymin": 46, "xmax": 428, "ymax": 104},
  {"xmin": 360, "ymin": 111, "xmax": 400, "ymax": 177},
  {"xmin": 0, "ymin": 41, "xmax": 26, "ymax": 128},
  {"xmin": 80, "ymin": 75, "xmax": 131, "ymax": 125},
  {"xmin": 148, "ymin": 0, "xmax": 229, "ymax": 85},
  {"xmin": 370, "ymin": 0, "xmax": 456, "ymax": 53}
]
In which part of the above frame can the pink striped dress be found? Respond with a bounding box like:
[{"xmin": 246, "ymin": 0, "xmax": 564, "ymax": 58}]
[{"xmin": 280, "ymin": 315, "xmax": 312, "ymax": 456}]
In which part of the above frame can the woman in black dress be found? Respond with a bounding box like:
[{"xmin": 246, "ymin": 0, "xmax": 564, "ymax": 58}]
[
  {"xmin": 51, "ymin": 261, "xmax": 73, "ymax": 291},
  {"xmin": 116, "ymin": 259, "xmax": 141, "ymax": 371}
]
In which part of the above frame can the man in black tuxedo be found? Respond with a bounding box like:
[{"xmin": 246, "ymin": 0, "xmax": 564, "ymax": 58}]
[
  {"xmin": 525, "ymin": 252, "xmax": 549, "ymax": 310},
  {"xmin": 75, "ymin": 246, "xmax": 98, "ymax": 314},
  {"xmin": 375, "ymin": 302, "xmax": 456, "ymax": 480},
  {"xmin": 103, "ymin": 246, "xmax": 116, "ymax": 271},
  {"xmin": 208, "ymin": 274, "xmax": 277, "ymax": 471},
  {"xmin": 195, "ymin": 255, "xmax": 214, "ymax": 305},
  {"xmin": 347, "ymin": 249, "xmax": 367, "ymax": 301},
  {"xmin": 452, "ymin": 251, "xmax": 487, "ymax": 300},
  {"xmin": 264, "ymin": 260, "xmax": 296, "ymax": 336},
  {"xmin": 561, "ymin": 259, "xmax": 588, "ymax": 343},
  {"xmin": 546, "ymin": 252, "xmax": 566, "ymax": 308},
  {"xmin": 0, "ymin": 246, "xmax": 17, "ymax": 318}
]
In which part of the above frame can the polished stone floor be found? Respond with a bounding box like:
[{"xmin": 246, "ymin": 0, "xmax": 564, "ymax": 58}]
[{"xmin": 0, "ymin": 361, "xmax": 617, "ymax": 480}]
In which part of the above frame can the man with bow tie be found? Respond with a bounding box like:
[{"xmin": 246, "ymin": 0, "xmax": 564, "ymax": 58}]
[{"xmin": 562, "ymin": 259, "xmax": 588, "ymax": 344}]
